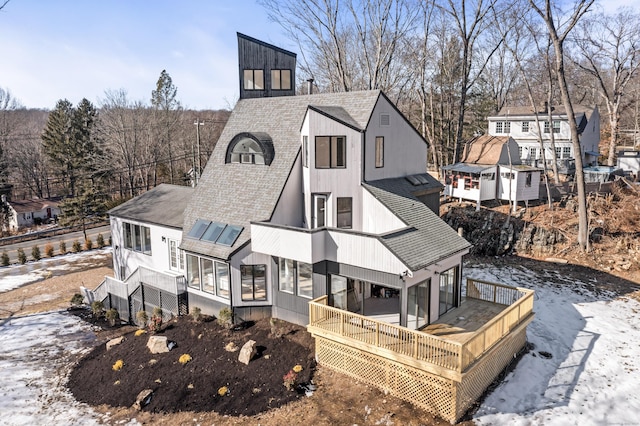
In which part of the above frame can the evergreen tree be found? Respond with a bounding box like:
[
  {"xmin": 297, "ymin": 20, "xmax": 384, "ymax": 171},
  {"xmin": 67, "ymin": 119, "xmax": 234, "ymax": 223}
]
[
  {"xmin": 59, "ymin": 180, "xmax": 107, "ymax": 241},
  {"xmin": 151, "ymin": 70, "xmax": 182, "ymax": 184},
  {"xmin": 42, "ymin": 98, "xmax": 100, "ymax": 197}
]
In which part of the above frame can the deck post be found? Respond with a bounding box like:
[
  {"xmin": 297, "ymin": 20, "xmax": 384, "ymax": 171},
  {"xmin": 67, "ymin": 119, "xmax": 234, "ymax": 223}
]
[
  {"xmin": 375, "ymin": 323, "xmax": 379, "ymax": 347},
  {"xmin": 340, "ymin": 311, "xmax": 344, "ymax": 336}
]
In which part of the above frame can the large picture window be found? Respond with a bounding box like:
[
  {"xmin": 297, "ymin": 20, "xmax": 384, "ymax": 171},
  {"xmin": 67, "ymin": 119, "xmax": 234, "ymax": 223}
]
[
  {"xmin": 185, "ymin": 254, "xmax": 230, "ymax": 299},
  {"xmin": 278, "ymin": 258, "xmax": 313, "ymax": 299},
  {"xmin": 243, "ymin": 69, "xmax": 264, "ymax": 90},
  {"xmin": 315, "ymin": 136, "xmax": 346, "ymax": 169},
  {"xmin": 337, "ymin": 197, "xmax": 352, "ymax": 229},
  {"xmin": 271, "ymin": 69, "xmax": 291, "ymax": 90},
  {"xmin": 241, "ymin": 265, "xmax": 267, "ymax": 301},
  {"xmin": 122, "ymin": 221, "xmax": 151, "ymax": 255}
]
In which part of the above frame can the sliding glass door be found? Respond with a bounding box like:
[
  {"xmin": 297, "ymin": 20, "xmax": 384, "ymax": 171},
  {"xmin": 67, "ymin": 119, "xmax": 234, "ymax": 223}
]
[{"xmin": 439, "ymin": 267, "xmax": 458, "ymax": 316}]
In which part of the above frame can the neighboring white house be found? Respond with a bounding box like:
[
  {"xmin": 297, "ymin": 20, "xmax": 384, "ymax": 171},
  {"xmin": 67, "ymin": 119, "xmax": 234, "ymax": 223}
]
[
  {"xmin": 487, "ymin": 104, "xmax": 600, "ymax": 171},
  {"xmin": 443, "ymin": 135, "xmax": 541, "ymax": 211},
  {"xmin": 101, "ymin": 34, "xmax": 471, "ymax": 330},
  {"xmin": 3, "ymin": 197, "xmax": 61, "ymax": 231}
]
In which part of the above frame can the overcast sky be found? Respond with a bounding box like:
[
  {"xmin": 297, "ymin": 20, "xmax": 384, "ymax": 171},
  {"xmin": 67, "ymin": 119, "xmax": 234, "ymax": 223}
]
[
  {"xmin": 0, "ymin": 0, "xmax": 293, "ymax": 111},
  {"xmin": 0, "ymin": 1, "xmax": 634, "ymax": 111}
]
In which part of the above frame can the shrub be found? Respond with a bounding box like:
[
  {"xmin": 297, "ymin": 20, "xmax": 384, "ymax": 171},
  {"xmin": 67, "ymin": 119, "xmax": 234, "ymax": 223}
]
[
  {"xmin": 283, "ymin": 370, "xmax": 297, "ymax": 391},
  {"xmin": 179, "ymin": 354, "xmax": 192, "ymax": 365},
  {"xmin": 149, "ymin": 307, "xmax": 163, "ymax": 333},
  {"xmin": 72, "ymin": 240, "xmax": 82, "ymax": 253},
  {"xmin": 217, "ymin": 386, "xmax": 229, "ymax": 396},
  {"xmin": 70, "ymin": 293, "xmax": 84, "ymax": 306},
  {"xmin": 84, "ymin": 237, "xmax": 93, "ymax": 250},
  {"xmin": 96, "ymin": 233, "xmax": 105, "ymax": 248},
  {"xmin": 270, "ymin": 317, "xmax": 283, "ymax": 338},
  {"xmin": 112, "ymin": 359, "xmax": 124, "ymax": 371},
  {"xmin": 31, "ymin": 245, "xmax": 41, "ymax": 261},
  {"xmin": 44, "ymin": 243, "xmax": 55, "ymax": 258},
  {"xmin": 106, "ymin": 308, "xmax": 120, "ymax": 326},
  {"xmin": 91, "ymin": 300, "xmax": 104, "ymax": 319},
  {"xmin": 217, "ymin": 307, "xmax": 233, "ymax": 329},
  {"xmin": 17, "ymin": 248, "xmax": 27, "ymax": 264},
  {"xmin": 1, "ymin": 251, "xmax": 9, "ymax": 267},
  {"xmin": 190, "ymin": 306, "xmax": 202, "ymax": 322},
  {"xmin": 135, "ymin": 329, "xmax": 147, "ymax": 336},
  {"xmin": 136, "ymin": 310, "xmax": 149, "ymax": 328},
  {"xmin": 59, "ymin": 240, "xmax": 67, "ymax": 255}
]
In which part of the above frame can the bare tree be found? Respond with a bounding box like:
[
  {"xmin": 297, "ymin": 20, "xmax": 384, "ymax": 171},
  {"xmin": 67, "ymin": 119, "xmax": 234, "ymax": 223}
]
[
  {"xmin": 573, "ymin": 8, "xmax": 640, "ymax": 166},
  {"xmin": 529, "ymin": 0, "xmax": 595, "ymax": 251},
  {"xmin": 259, "ymin": 0, "xmax": 418, "ymax": 94},
  {"xmin": 440, "ymin": 0, "xmax": 512, "ymax": 163}
]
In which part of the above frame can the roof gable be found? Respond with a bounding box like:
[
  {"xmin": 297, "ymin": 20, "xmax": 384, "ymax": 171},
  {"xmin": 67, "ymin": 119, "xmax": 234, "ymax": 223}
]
[{"xmin": 462, "ymin": 135, "xmax": 520, "ymax": 165}]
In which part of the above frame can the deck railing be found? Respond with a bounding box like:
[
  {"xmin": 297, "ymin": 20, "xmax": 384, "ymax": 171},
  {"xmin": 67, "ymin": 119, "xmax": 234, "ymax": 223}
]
[
  {"xmin": 308, "ymin": 278, "xmax": 534, "ymax": 375},
  {"xmin": 461, "ymin": 278, "xmax": 534, "ymax": 370}
]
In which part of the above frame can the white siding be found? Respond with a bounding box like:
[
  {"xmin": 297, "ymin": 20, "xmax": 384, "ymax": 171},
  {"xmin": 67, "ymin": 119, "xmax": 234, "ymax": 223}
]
[
  {"xmin": 110, "ymin": 216, "xmax": 182, "ymax": 280},
  {"xmin": 364, "ymin": 97, "xmax": 427, "ymax": 181},
  {"xmin": 305, "ymin": 109, "xmax": 363, "ymax": 230},
  {"xmin": 251, "ymin": 222, "xmax": 409, "ymax": 275},
  {"xmin": 361, "ymin": 188, "xmax": 406, "ymax": 234},
  {"xmin": 271, "ymin": 154, "xmax": 304, "ymax": 227}
]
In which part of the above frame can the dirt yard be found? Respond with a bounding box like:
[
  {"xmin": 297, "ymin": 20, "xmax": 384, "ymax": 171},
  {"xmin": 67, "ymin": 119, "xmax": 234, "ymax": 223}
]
[{"xmin": 0, "ymin": 262, "xmax": 453, "ymax": 426}]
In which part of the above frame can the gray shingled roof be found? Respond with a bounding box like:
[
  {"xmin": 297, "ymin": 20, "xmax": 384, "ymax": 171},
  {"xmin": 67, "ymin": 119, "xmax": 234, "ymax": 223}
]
[
  {"xmin": 108, "ymin": 184, "xmax": 193, "ymax": 229},
  {"xmin": 363, "ymin": 176, "xmax": 471, "ymax": 271},
  {"xmin": 181, "ymin": 90, "xmax": 382, "ymax": 259},
  {"xmin": 308, "ymin": 105, "xmax": 362, "ymax": 131}
]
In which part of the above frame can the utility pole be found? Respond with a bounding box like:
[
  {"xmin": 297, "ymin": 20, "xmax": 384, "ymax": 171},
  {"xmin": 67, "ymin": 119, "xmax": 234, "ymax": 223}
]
[{"xmin": 194, "ymin": 119, "xmax": 204, "ymax": 185}]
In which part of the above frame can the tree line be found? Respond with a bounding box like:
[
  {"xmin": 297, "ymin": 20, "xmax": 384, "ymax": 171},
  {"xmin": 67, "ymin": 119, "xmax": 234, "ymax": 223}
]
[{"xmin": 0, "ymin": 72, "xmax": 229, "ymax": 236}]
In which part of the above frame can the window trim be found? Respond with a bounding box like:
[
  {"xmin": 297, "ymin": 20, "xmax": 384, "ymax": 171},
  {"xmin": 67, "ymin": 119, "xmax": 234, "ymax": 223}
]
[
  {"xmin": 271, "ymin": 69, "xmax": 291, "ymax": 91},
  {"xmin": 302, "ymin": 135, "xmax": 309, "ymax": 168},
  {"xmin": 521, "ymin": 121, "xmax": 529, "ymax": 132},
  {"xmin": 336, "ymin": 197, "xmax": 352, "ymax": 229},
  {"xmin": 121, "ymin": 221, "xmax": 152, "ymax": 256},
  {"xmin": 278, "ymin": 257, "xmax": 313, "ymax": 299},
  {"xmin": 375, "ymin": 136, "xmax": 384, "ymax": 168},
  {"xmin": 315, "ymin": 135, "xmax": 346, "ymax": 169},
  {"xmin": 241, "ymin": 264, "xmax": 267, "ymax": 301},
  {"xmin": 243, "ymin": 69, "xmax": 264, "ymax": 90}
]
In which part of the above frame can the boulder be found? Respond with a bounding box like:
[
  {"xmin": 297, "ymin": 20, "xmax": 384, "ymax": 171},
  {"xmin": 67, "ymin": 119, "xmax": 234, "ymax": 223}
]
[
  {"xmin": 147, "ymin": 335, "xmax": 169, "ymax": 354},
  {"xmin": 133, "ymin": 389, "xmax": 153, "ymax": 410},
  {"xmin": 238, "ymin": 339, "xmax": 257, "ymax": 365},
  {"xmin": 106, "ymin": 336, "xmax": 125, "ymax": 351}
]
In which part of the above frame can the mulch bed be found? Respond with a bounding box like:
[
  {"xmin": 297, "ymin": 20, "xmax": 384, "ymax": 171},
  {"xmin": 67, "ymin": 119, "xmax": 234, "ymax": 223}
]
[{"xmin": 67, "ymin": 315, "xmax": 316, "ymax": 416}]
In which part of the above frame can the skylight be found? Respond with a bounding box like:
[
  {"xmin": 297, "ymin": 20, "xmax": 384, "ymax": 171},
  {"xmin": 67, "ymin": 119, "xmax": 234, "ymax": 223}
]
[{"xmin": 187, "ymin": 220, "xmax": 244, "ymax": 247}]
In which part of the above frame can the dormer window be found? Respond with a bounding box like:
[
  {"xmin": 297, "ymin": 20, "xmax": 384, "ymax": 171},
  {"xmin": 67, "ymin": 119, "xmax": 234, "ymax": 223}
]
[{"xmin": 226, "ymin": 132, "xmax": 274, "ymax": 165}]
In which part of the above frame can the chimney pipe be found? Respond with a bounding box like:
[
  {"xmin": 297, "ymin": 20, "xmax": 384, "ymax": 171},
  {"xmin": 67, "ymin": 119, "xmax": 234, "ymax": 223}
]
[{"xmin": 307, "ymin": 78, "xmax": 314, "ymax": 95}]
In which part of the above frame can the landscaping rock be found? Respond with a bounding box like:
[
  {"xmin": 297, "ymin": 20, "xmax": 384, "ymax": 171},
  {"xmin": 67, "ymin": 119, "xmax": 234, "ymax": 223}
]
[
  {"xmin": 106, "ymin": 336, "xmax": 125, "ymax": 351},
  {"xmin": 238, "ymin": 339, "xmax": 256, "ymax": 365},
  {"xmin": 133, "ymin": 389, "xmax": 153, "ymax": 410},
  {"xmin": 147, "ymin": 335, "xmax": 169, "ymax": 354}
]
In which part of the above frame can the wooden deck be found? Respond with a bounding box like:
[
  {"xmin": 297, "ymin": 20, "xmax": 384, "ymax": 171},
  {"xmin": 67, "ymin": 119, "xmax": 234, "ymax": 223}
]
[
  {"xmin": 423, "ymin": 298, "xmax": 509, "ymax": 344},
  {"xmin": 308, "ymin": 278, "xmax": 535, "ymax": 376}
]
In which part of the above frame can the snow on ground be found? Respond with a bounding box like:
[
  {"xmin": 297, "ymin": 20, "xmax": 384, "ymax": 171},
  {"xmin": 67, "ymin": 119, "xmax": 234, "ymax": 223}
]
[
  {"xmin": 0, "ymin": 253, "xmax": 639, "ymax": 425},
  {"xmin": 0, "ymin": 248, "xmax": 111, "ymax": 293},
  {"xmin": 0, "ymin": 311, "xmax": 114, "ymax": 426},
  {"xmin": 466, "ymin": 262, "xmax": 640, "ymax": 426}
]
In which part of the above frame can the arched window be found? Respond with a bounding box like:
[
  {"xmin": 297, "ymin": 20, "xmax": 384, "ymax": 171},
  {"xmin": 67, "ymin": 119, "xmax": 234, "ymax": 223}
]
[{"xmin": 226, "ymin": 132, "xmax": 274, "ymax": 165}]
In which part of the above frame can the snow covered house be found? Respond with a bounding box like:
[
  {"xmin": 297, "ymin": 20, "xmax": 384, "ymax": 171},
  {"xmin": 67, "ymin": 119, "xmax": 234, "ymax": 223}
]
[
  {"xmin": 93, "ymin": 34, "xmax": 535, "ymax": 423},
  {"xmin": 443, "ymin": 135, "xmax": 541, "ymax": 211},
  {"xmin": 487, "ymin": 104, "xmax": 600, "ymax": 172}
]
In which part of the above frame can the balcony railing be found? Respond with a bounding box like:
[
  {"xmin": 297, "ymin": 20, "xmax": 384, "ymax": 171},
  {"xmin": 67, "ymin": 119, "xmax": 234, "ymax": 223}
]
[{"xmin": 308, "ymin": 278, "xmax": 534, "ymax": 377}]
